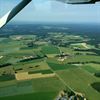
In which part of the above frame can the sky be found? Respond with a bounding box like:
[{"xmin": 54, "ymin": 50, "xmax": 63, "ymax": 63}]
[{"xmin": 0, "ymin": 0, "xmax": 100, "ymax": 23}]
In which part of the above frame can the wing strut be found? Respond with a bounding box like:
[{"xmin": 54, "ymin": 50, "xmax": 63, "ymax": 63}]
[{"xmin": 0, "ymin": 0, "xmax": 32, "ymax": 28}]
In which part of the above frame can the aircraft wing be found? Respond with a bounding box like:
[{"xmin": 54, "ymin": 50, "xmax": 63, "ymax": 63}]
[
  {"xmin": 56, "ymin": 0, "xmax": 100, "ymax": 4},
  {"xmin": 0, "ymin": 0, "xmax": 32, "ymax": 28},
  {"xmin": 0, "ymin": 0, "xmax": 100, "ymax": 28}
]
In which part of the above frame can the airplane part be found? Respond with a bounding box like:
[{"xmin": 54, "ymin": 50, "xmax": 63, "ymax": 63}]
[
  {"xmin": 0, "ymin": 0, "xmax": 99, "ymax": 28},
  {"xmin": 0, "ymin": 0, "xmax": 32, "ymax": 28},
  {"xmin": 56, "ymin": 0, "xmax": 100, "ymax": 4}
]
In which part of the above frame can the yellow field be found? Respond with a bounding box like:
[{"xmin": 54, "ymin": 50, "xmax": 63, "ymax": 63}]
[{"xmin": 15, "ymin": 72, "xmax": 55, "ymax": 81}]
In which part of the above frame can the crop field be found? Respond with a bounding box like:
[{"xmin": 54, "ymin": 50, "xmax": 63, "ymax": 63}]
[
  {"xmin": 87, "ymin": 64, "xmax": 100, "ymax": 71},
  {"xmin": 81, "ymin": 65, "xmax": 100, "ymax": 73},
  {"xmin": 47, "ymin": 62, "xmax": 77, "ymax": 71},
  {"xmin": 56, "ymin": 67, "xmax": 100, "ymax": 100},
  {"xmin": 0, "ymin": 33, "xmax": 100, "ymax": 100},
  {"xmin": 64, "ymin": 55, "xmax": 100, "ymax": 63},
  {"xmin": 28, "ymin": 69, "xmax": 53, "ymax": 74},
  {"xmin": 0, "ymin": 92, "xmax": 57, "ymax": 100},
  {"xmin": 0, "ymin": 77, "xmax": 65, "ymax": 100},
  {"xmin": 42, "ymin": 45, "xmax": 60, "ymax": 54},
  {"xmin": 70, "ymin": 43, "xmax": 94, "ymax": 49}
]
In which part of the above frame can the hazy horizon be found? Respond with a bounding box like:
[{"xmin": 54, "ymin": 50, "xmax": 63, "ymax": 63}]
[{"xmin": 0, "ymin": 0, "xmax": 100, "ymax": 24}]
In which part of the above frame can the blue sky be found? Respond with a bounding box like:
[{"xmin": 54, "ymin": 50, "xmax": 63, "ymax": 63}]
[{"xmin": 0, "ymin": 0, "xmax": 100, "ymax": 23}]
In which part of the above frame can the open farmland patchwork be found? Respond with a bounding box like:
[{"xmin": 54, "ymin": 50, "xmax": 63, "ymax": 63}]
[{"xmin": 0, "ymin": 32, "xmax": 100, "ymax": 100}]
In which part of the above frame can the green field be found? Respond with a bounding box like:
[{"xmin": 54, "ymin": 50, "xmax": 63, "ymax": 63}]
[
  {"xmin": 64, "ymin": 55, "xmax": 100, "ymax": 63},
  {"xmin": 0, "ymin": 75, "xmax": 15, "ymax": 82},
  {"xmin": 56, "ymin": 68, "xmax": 100, "ymax": 100},
  {"xmin": 47, "ymin": 62, "xmax": 77, "ymax": 71},
  {"xmin": 0, "ymin": 92, "xmax": 57, "ymax": 100},
  {"xmin": 82, "ymin": 65, "xmax": 99, "ymax": 73},
  {"xmin": 42, "ymin": 45, "xmax": 60, "ymax": 54},
  {"xmin": 0, "ymin": 77, "xmax": 65, "ymax": 100},
  {"xmin": 0, "ymin": 34, "xmax": 100, "ymax": 100},
  {"xmin": 28, "ymin": 69, "xmax": 53, "ymax": 74}
]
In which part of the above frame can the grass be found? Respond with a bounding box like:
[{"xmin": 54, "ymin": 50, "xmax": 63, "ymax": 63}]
[
  {"xmin": 82, "ymin": 65, "xmax": 98, "ymax": 73},
  {"xmin": 47, "ymin": 62, "xmax": 77, "ymax": 71},
  {"xmin": 14, "ymin": 61, "xmax": 50, "ymax": 73},
  {"xmin": 0, "ymin": 38, "xmax": 7, "ymax": 42},
  {"xmin": 81, "ymin": 64, "xmax": 100, "ymax": 74},
  {"xmin": 28, "ymin": 69, "xmax": 53, "ymax": 74},
  {"xmin": 42, "ymin": 45, "xmax": 60, "ymax": 54},
  {"xmin": 0, "ymin": 66, "xmax": 14, "ymax": 75},
  {"xmin": 31, "ymin": 77, "xmax": 65, "ymax": 92},
  {"xmin": 0, "ymin": 77, "xmax": 65, "ymax": 100},
  {"xmin": 0, "ymin": 84, "xmax": 33, "ymax": 97},
  {"xmin": 87, "ymin": 63, "xmax": 100, "ymax": 71},
  {"xmin": 56, "ymin": 67, "xmax": 100, "ymax": 100},
  {"xmin": 0, "ymin": 56, "xmax": 10, "ymax": 65},
  {"xmin": 0, "ymin": 92, "xmax": 57, "ymax": 100},
  {"xmin": 64, "ymin": 55, "xmax": 100, "ymax": 63},
  {"xmin": 70, "ymin": 43, "xmax": 87, "ymax": 49},
  {"xmin": 59, "ymin": 47, "xmax": 74, "ymax": 54},
  {"xmin": 0, "ymin": 35, "xmax": 100, "ymax": 100},
  {"xmin": 94, "ymin": 72, "xmax": 100, "ymax": 77},
  {"xmin": 91, "ymin": 82, "xmax": 100, "ymax": 93},
  {"xmin": 0, "ymin": 75, "xmax": 15, "ymax": 82}
]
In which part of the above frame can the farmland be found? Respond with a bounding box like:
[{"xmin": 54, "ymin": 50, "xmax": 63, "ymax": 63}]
[{"xmin": 0, "ymin": 29, "xmax": 100, "ymax": 100}]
